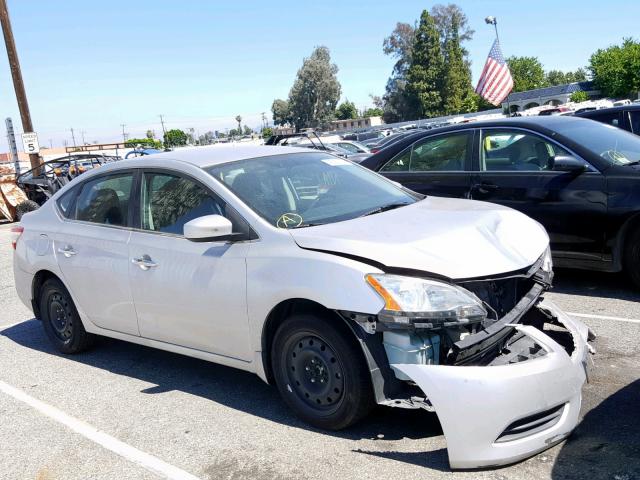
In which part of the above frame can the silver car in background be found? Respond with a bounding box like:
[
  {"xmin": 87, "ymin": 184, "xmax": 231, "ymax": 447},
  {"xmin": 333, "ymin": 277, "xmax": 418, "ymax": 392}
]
[{"xmin": 12, "ymin": 145, "xmax": 594, "ymax": 469}]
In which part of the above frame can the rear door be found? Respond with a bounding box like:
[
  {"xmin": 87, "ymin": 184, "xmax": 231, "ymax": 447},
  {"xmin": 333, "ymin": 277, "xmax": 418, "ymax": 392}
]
[
  {"xmin": 54, "ymin": 170, "xmax": 139, "ymax": 335},
  {"xmin": 378, "ymin": 131, "xmax": 474, "ymax": 198},
  {"xmin": 127, "ymin": 169, "xmax": 253, "ymax": 360},
  {"xmin": 470, "ymin": 128, "xmax": 607, "ymax": 258}
]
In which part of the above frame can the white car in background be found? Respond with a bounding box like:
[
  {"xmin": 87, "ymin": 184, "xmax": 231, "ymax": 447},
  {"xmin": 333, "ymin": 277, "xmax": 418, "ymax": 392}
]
[{"xmin": 12, "ymin": 145, "xmax": 594, "ymax": 469}]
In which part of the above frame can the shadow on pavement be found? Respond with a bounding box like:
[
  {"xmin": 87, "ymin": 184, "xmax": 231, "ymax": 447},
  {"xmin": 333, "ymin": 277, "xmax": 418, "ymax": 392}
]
[
  {"xmin": 551, "ymin": 379, "xmax": 640, "ymax": 480},
  {"xmin": 552, "ymin": 268, "xmax": 640, "ymax": 302},
  {"xmin": 2, "ymin": 319, "xmax": 445, "ymax": 468}
]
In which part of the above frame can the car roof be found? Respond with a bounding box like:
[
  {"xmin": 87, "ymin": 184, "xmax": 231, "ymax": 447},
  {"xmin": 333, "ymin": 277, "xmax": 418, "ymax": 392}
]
[
  {"xmin": 575, "ymin": 104, "xmax": 640, "ymax": 117},
  {"xmin": 115, "ymin": 144, "xmax": 315, "ymax": 169}
]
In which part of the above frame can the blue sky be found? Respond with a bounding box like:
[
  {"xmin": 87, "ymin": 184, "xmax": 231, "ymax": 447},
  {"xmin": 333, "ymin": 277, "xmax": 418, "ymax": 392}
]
[{"xmin": 0, "ymin": 0, "xmax": 638, "ymax": 150}]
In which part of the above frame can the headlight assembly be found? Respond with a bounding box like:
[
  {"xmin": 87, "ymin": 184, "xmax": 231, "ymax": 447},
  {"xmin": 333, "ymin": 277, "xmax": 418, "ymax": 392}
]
[
  {"xmin": 365, "ymin": 274, "xmax": 487, "ymax": 327},
  {"xmin": 541, "ymin": 246, "xmax": 553, "ymax": 273}
]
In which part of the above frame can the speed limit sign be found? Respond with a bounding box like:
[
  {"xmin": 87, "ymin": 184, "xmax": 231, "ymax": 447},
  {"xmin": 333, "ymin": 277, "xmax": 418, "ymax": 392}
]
[{"xmin": 21, "ymin": 132, "xmax": 40, "ymax": 154}]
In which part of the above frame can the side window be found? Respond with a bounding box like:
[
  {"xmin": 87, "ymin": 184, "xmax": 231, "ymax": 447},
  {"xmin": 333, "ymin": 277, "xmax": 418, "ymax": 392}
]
[
  {"xmin": 590, "ymin": 112, "xmax": 621, "ymax": 128},
  {"xmin": 410, "ymin": 133, "xmax": 469, "ymax": 172},
  {"xmin": 381, "ymin": 147, "xmax": 411, "ymax": 172},
  {"xmin": 141, "ymin": 173, "xmax": 224, "ymax": 235},
  {"xmin": 56, "ymin": 187, "xmax": 78, "ymax": 219},
  {"xmin": 381, "ymin": 133, "xmax": 469, "ymax": 172},
  {"xmin": 629, "ymin": 111, "xmax": 640, "ymax": 134},
  {"xmin": 481, "ymin": 130, "xmax": 572, "ymax": 172},
  {"xmin": 75, "ymin": 173, "xmax": 132, "ymax": 226}
]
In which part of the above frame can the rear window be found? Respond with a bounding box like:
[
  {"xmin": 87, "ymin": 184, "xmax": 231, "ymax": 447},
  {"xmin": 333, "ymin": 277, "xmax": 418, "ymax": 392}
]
[{"xmin": 56, "ymin": 188, "xmax": 77, "ymax": 218}]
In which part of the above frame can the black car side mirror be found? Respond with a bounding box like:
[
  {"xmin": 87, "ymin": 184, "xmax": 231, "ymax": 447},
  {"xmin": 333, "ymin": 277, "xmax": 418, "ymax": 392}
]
[{"xmin": 551, "ymin": 155, "xmax": 587, "ymax": 173}]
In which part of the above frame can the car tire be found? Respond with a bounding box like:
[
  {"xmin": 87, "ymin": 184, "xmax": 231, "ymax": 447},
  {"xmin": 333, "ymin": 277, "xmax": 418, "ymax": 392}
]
[
  {"xmin": 271, "ymin": 313, "xmax": 375, "ymax": 430},
  {"xmin": 15, "ymin": 200, "xmax": 39, "ymax": 220},
  {"xmin": 39, "ymin": 278, "xmax": 95, "ymax": 354}
]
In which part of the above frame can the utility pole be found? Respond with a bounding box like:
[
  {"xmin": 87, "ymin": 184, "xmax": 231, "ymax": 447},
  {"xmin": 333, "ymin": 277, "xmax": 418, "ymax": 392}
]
[
  {"xmin": 80, "ymin": 130, "xmax": 86, "ymax": 145},
  {"xmin": 120, "ymin": 124, "xmax": 127, "ymax": 143},
  {"xmin": 70, "ymin": 128, "xmax": 76, "ymax": 147},
  {"xmin": 49, "ymin": 139, "xmax": 52, "ymax": 149},
  {"xmin": 159, "ymin": 115, "xmax": 166, "ymax": 136},
  {"xmin": 0, "ymin": 0, "xmax": 40, "ymax": 170}
]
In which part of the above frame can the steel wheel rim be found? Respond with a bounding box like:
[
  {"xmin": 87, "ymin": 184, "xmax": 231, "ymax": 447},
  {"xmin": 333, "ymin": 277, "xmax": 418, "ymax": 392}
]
[
  {"xmin": 48, "ymin": 292, "xmax": 73, "ymax": 341},
  {"xmin": 285, "ymin": 334, "xmax": 345, "ymax": 412}
]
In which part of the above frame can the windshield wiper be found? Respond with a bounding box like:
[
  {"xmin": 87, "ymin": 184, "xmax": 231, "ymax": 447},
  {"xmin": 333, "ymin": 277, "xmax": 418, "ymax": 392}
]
[
  {"xmin": 360, "ymin": 202, "xmax": 411, "ymax": 218},
  {"xmin": 623, "ymin": 160, "xmax": 640, "ymax": 166}
]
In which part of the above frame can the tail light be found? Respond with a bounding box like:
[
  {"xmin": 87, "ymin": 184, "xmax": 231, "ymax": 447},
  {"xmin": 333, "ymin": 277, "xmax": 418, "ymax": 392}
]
[
  {"xmin": 370, "ymin": 148, "xmax": 379, "ymax": 154},
  {"xmin": 10, "ymin": 225, "xmax": 23, "ymax": 250},
  {"xmin": 54, "ymin": 167, "xmax": 62, "ymax": 176}
]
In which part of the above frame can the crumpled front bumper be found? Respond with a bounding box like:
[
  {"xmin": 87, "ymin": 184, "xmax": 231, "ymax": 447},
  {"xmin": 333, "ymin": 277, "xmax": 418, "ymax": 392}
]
[{"xmin": 393, "ymin": 298, "xmax": 593, "ymax": 469}]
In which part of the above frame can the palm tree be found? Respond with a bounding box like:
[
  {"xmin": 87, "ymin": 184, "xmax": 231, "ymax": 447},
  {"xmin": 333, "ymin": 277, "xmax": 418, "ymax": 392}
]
[{"xmin": 235, "ymin": 115, "xmax": 242, "ymax": 134}]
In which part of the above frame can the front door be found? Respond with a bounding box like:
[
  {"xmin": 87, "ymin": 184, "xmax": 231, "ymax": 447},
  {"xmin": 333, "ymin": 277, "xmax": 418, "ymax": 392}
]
[
  {"xmin": 378, "ymin": 131, "xmax": 474, "ymax": 198},
  {"xmin": 128, "ymin": 170, "xmax": 252, "ymax": 361},
  {"xmin": 54, "ymin": 171, "xmax": 139, "ymax": 335},
  {"xmin": 470, "ymin": 128, "xmax": 607, "ymax": 258}
]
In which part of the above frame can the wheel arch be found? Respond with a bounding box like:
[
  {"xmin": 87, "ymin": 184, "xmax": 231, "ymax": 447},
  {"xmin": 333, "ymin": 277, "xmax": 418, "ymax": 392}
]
[
  {"xmin": 260, "ymin": 298, "xmax": 358, "ymax": 385},
  {"xmin": 31, "ymin": 269, "xmax": 64, "ymax": 319},
  {"xmin": 613, "ymin": 211, "xmax": 640, "ymax": 271}
]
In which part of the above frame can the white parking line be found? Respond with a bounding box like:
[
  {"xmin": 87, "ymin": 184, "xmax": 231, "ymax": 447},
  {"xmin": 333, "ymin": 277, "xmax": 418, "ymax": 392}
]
[
  {"xmin": 567, "ymin": 312, "xmax": 640, "ymax": 324},
  {"xmin": 0, "ymin": 380, "xmax": 202, "ymax": 480}
]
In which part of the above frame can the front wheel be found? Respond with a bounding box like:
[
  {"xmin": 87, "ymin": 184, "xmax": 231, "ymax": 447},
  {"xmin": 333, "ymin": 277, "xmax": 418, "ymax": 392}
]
[
  {"xmin": 39, "ymin": 278, "xmax": 95, "ymax": 354},
  {"xmin": 271, "ymin": 314, "xmax": 375, "ymax": 430}
]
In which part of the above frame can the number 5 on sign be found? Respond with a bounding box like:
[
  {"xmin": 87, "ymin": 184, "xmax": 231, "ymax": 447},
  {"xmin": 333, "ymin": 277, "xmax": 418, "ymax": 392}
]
[{"xmin": 21, "ymin": 132, "xmax": 40, "ymax": 154}]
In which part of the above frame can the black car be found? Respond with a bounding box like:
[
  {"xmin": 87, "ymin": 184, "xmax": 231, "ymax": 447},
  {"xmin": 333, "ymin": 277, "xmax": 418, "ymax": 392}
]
[
  {"xmin": 361, "ymin": 116, "xmax": 640, "ymax": 286},
  {"xmin": 575, "ymin": 104, "xmax": 640, "ymax": 135}
]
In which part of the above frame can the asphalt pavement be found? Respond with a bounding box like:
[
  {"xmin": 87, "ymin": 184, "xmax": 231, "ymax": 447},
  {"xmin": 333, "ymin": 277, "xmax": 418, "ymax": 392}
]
[{"xmin": 0, "ymin": 221, "xmax": 638, "ymax": 480}]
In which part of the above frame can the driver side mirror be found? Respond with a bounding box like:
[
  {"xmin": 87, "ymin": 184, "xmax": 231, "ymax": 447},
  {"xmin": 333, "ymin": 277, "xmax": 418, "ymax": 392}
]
[
  {"xmin": 184, "ymin": 214, "xmax": 234, "ymax": 242},
  {"xmin": 551, "ymin": 155, "xmax": 587, "ymax": 173}
]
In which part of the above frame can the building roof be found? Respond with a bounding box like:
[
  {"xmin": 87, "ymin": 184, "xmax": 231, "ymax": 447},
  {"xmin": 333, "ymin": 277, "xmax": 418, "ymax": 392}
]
[{"xmin": 506, "ymin": 81, "xmax": 596, "ymax": 102}]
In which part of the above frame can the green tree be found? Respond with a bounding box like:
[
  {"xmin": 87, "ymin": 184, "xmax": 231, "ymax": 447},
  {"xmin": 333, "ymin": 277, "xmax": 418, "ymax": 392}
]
[
  {"xmin": 362, "ymin": 107, "xmax": 384, "ymax": 117},
  {"xmin": 287, "ymin": 46, "xmax": 341, "ymax": 130},
  {"xmin": 546, "ymin": 70, "xmax": 568, "ymax": 86},
  {"xmin": 163, "ymin": 129, "xmax": 188, "ymax": 147},
  {"xmin": 335, "ymin": 100, "xmax": 358, "ymax": 120},
  {"xmin": 145, "ymin": 130, "xmax": 154, "ymax": 139},
  {"xmin": 441, "ymin": 14, "xmax": 475, "ymax": 115},
  {"xmin": 271, "ymin": 99, "xmax": 291, "ymax": 126},
  {"xmin": 506, "ymin": 56, "xmax": 548, "ymax": 92},
  {"xmin": 405, "ymin": 10, "xmax": 444, "ymax": 118},
  {"xmin": 125, "ymin": 138, "xmax": 162, "ymax": 149},
  {"xmin": 262, "ymin": 127, "xmax": 274, "ymax": 139},
  {"xmin": 546, "ymin": 68, "xmax": 588, "ymax": 86},
  {"xmin": 431, "ymin": 3, "xmax": 474, "ymax": 52},
  {"xmin": 235, "ymin": 115, "xmax": 242, "ymax": 133},
  {"xmin": 570, "ymin": 90, "xmax": 590, "ymax": 103},
  {"xmin": 589, "ymin": 38, "xmax": 640, "ymax": 98},
  {"xmin": 243, "ymin": 125, "xmax": 253, "ymax": 136}
]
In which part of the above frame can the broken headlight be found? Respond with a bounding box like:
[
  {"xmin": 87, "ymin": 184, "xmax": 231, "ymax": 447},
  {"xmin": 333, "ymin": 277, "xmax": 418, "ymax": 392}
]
[{"xmin": 366, "ymin": 274, "xmax": 487, "ymax": 326}]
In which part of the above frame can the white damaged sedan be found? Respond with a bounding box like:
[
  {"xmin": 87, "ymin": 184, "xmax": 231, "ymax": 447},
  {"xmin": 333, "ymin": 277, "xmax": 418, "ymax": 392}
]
[{"xmin": 12, "ymin": 145, "xmax": 595, "ymax": 469}]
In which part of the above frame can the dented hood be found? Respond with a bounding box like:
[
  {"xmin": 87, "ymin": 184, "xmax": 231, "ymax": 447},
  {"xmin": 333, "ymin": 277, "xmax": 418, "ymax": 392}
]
[{"xmin": 288, "ymin": 197, "xmax": 549, "ymax": 280}]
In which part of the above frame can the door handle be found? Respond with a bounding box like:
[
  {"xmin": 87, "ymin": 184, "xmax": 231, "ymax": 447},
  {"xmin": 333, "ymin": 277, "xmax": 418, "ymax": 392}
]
[
  {"xmin": 472, "ymin": 182, "xmax": 499, "ymax": 195},
  {"xmin": 132, "ymin": 255, "xmax": 158, "ymax": 270},
  {"xmin": 57, "ymin": 246, "xmax": 77, "ymax": 258}
]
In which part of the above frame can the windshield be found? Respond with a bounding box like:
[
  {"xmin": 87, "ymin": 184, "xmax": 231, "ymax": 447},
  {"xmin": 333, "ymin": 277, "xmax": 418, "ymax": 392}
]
[
  {"xmin": 555, "ymin": 120, "xmax": 640, "ymax": 165},
  {"xmin": 207, "ymin": 152, "xmax": 417, "ymax": 228}
]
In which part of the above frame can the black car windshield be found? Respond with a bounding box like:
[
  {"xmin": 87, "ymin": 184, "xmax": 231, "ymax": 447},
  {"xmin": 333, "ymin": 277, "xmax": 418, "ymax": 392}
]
[
  {"xmin": 207, "ymin": 152, "xmax": 417, "ymax": 228},
  {"xmin": 554, "ymin": 120, "xmax": 640, "ymax": 165}
]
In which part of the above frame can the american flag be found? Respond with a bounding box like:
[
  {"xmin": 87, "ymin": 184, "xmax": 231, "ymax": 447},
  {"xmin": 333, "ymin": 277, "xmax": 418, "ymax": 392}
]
[{"xmin": 475, "ymin": 39, "xmax": 513, "ymax": 106}]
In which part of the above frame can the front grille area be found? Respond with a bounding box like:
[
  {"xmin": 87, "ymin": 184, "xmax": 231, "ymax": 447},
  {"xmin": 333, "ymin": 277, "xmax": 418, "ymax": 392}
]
[
  {"xmin": 461, "ymin": 275, "xmax": 536, "ymax": 320},
  {"xmin": 496, "ymin": 404, "xmax": 566, "ymax": 443}
]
